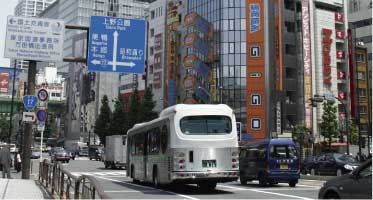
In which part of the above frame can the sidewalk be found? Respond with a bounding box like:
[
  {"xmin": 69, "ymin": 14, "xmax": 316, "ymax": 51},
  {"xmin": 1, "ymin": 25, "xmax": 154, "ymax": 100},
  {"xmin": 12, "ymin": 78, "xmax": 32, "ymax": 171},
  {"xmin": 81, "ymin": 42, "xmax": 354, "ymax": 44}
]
[{"xmin": 0, "ymin": 162, "xmax": 48, "ymax": 199}]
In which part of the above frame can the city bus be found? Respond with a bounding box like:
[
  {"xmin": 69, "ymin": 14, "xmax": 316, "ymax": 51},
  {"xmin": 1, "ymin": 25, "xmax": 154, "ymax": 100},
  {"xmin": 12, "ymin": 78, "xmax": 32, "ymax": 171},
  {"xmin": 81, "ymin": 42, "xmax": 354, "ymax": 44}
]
[{"xmin": 127, "ymin": 104, "xmax": 239, "ymax": 190}]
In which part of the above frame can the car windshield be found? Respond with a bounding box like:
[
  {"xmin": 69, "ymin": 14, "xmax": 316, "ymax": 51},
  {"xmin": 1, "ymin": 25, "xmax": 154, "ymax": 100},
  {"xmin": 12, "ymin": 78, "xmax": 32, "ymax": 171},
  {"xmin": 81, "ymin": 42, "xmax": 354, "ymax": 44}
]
[
  {"xmin": 180, "ymin": 115, "xmax": 232, "ymax": 135},
  {"xmin": 270, "ymin": 145, "xmax": 297, "ymax": 159},
  {"xmin": 335, "ymin": 154, "xmax": 358, "ymax": 163}
]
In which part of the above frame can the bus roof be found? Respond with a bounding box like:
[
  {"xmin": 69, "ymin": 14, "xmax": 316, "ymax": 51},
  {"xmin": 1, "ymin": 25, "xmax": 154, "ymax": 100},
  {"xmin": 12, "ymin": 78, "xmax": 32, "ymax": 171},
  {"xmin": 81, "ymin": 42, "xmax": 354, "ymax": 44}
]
[{"xmin": 128, "ymin": 104, "xmax": 234, "ymax": 135}]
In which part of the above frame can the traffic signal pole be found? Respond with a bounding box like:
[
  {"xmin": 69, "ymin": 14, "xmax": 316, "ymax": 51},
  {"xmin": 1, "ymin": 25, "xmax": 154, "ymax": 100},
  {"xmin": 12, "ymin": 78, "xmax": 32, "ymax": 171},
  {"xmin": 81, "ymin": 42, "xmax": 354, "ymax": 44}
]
[{"xmin": 22, "ymin": 60, "xmax": 36, "ymax": 179}]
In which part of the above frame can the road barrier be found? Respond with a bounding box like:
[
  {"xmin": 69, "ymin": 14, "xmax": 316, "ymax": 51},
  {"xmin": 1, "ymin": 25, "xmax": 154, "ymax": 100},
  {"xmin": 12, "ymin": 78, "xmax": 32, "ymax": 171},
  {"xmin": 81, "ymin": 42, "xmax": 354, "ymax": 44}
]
[{"xmin": 39, "ymin": 159, "xmax": 110, "ymax": 199}]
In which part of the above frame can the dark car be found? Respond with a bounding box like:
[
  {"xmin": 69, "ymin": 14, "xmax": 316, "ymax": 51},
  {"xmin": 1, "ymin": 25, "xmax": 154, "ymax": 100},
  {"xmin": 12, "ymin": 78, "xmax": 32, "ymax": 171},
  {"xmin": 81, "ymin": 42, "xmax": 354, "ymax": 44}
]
[
  {"xmin": 51, "ymin": 150, "xmax": 70, "ymax": 163},
  {"xmin": 305, "ymin": 153, "xmax": 360, "ymax": 176},
  {"xmin": 78, "ymin": 148, "xmax": 89, "ymax": 157},
  {"xmin": 49, "ymin": 147, "xmax": 63, "ymax": 156},
  {"xmin": 89, "ymin": 146, "xmax": 103, "ymax": 161},
  {"xmin": 318, "ymin": 159, "xmax": 372, "ymax": 199},
  {"xmin": 239, "ymin": 139, "xmax": 300, "ymax": 187},
  {"xmin": 301, "ymin": 155, "xmax": 318, "ymax": 174}
]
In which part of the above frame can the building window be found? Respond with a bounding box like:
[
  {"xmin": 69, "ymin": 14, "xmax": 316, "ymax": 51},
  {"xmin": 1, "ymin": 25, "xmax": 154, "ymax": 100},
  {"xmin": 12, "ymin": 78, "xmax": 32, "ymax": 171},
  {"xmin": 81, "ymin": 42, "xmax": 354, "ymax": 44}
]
[
  {"xmin": 229, "ymin": 43, "xmax": 234, "ymax": 54},
  {"xmin": 284, "ymin": 0, "xmax": 295, "ymax": 10},
  {"xmin": 149, "ymin": 65, "xmax": 153, "ymax": 74},
  {"xmin": 356, "ymin": 53, "xmax": 365, "ymax": 62},
  {"xmin": 150, "ymin": 47, "xmax": 154, "ymax": 56},
  {"xmin": 251, "ymin": 118, "xmax": 261, "ymax": 130},
  {"xmin": 285, "ymin": 21, "xmax": 295, "ymax": 32},
  {"xmin": 357, "ymin": 72, "xmax": 366, "ymax": 80},
  {"xmin": 285, "ymin": 44, "xmax": 296, "ymax": 55},
  {"xmin": 251, "ymin": 94, "xmax": 261, "ymax": 105},
  {"xmin": 151, "ymin": 10, "xmax": 155, "ymax": 19},
  {"xmin": 150, "ymin": 28, "xmax": 154, "ymax": 37},
  {"xmin": 358, "ymin": 88, "xmax": 367, "ymax": 97},
  {"xmin": 359, "ymin": 106, "xmax": 367, "ymax": 114}
]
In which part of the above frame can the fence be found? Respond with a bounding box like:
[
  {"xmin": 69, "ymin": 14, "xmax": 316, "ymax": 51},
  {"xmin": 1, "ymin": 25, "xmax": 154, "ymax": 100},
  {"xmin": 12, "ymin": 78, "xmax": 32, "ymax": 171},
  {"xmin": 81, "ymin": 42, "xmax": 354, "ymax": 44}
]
[{"xmin": 39, "ymin": 159, "xmax": 110, "ymax": 199}]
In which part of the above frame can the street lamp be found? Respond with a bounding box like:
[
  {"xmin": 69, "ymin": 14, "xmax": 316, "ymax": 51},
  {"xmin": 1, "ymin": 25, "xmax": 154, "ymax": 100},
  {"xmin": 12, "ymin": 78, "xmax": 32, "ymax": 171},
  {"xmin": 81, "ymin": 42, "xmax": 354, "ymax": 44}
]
[{"xmin": 310, "ymin": 94, "xmax": 350, "ymax": 155}]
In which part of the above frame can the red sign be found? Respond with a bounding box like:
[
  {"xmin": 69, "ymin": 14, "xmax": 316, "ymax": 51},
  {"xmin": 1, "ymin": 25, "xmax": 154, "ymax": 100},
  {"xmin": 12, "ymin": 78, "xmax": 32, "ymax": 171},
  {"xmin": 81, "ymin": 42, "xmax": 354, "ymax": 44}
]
[
  {"xmin": 153, "ymin": 72, "xmax": 162, "ymax": 89},
  {"xmin": 335, "ymin": 13, "xmax": 344, "ymax": 22},
  {"xmin": 154, "ymin": 53, "xmax": 162, "ymax": 69},
  {"xmin": 336, "ymin": 50, "xmax": 345, "ymax": 59},
  {"xmin": 0, "ymin": 72, "xmax": 9, "ymax": 94},
  {"xmin": 338, "ymin": 92, "xmax": 347, "ymax": 100},
  {"xmin": 322, "ymin": 28, "xmax": 332, "ymax": 85},
  {"xmin": 336, "ymin": 30, "xmax": 345, "ymax": 39},
  {"xmin": 154, "ymin": 34, "xmax": 162, "ymax": 50},
  {"xmin": 183, "ymin": 76, "xmax": 196, "ymax": 90},
  {"xmin": 337, "ymin": 71, "xmax": 346, "ymax": 79}
]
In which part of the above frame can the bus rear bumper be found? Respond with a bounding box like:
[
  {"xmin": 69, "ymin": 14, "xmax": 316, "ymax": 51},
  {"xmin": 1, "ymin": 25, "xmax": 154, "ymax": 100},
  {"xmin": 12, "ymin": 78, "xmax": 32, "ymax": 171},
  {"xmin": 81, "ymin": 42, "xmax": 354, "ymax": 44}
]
[{"xmin": 171, "ymin": 171, "xmax": 239, "ymax": 183}]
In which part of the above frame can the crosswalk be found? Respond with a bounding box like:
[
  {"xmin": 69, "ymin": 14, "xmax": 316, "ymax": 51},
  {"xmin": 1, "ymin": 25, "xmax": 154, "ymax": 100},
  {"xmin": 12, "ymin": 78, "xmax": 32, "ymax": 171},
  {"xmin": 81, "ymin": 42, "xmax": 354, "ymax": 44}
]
[{"xmin": 71, "ymin": 171, "xmax": 127, "ymax": 177}]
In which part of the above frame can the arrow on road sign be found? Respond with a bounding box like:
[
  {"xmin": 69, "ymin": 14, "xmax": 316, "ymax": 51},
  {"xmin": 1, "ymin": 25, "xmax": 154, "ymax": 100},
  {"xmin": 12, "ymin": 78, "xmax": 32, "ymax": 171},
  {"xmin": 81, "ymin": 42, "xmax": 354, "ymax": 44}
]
[
  {"xmin": 90, "ymin": 59, "xmax": 135, "ymax": 67},
  {"xmin": 113, "ymin": 31, "xmax": 118, "ymax": 71}
]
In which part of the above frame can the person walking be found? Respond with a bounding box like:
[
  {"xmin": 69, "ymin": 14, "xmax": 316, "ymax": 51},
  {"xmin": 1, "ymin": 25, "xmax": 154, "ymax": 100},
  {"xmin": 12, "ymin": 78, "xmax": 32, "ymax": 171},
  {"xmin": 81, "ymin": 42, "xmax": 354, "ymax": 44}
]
[
  {"xmin": 14, "ymin": 151, "xmax": 21, "ymax": 173},
  {"xmin": 0, "ymin": 146, "xmax": 13, "ymax": 178}
]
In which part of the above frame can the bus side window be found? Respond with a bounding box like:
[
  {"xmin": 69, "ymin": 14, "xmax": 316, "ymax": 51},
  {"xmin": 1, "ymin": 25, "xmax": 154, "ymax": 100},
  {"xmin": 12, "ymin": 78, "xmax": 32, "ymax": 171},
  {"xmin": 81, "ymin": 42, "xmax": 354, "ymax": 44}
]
[{"xmin": 160, "ymin": 125, "xmax": 168, "ymax": 154}]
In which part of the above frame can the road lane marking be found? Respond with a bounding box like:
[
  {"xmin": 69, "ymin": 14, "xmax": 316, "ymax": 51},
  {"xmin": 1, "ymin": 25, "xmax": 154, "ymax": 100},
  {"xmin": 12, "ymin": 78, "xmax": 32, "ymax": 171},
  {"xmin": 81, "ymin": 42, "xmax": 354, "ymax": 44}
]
[
  {"xmin": 218, "ymin": 185, "xmax": 314, "ymax": 200},
  {"xmin": 97, "ymin": 176, "xmax": 199, "ymax": 200}
]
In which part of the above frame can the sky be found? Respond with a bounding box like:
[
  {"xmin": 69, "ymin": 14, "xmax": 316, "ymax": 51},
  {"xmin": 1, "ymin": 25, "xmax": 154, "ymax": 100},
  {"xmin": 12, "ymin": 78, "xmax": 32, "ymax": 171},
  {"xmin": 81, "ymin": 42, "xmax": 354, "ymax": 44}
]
[{"xmin": 0, "ymin": 0, "xmax": 18, "ymax": 68}]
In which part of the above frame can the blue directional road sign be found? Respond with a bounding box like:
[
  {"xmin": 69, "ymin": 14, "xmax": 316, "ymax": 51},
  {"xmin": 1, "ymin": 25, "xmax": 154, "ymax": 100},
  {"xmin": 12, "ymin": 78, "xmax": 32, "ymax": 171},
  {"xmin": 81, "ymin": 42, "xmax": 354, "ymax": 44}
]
[
  {"xmin": 88, "ymin": 16, "xmax": 146, "ymax": 73},
  {"xmin": 23, "ymin": 95, "xmax": 38, "ymax": 111},
  {"xmin": 36, "ymin": 110, "xmax": 47, "ymax": 122}
]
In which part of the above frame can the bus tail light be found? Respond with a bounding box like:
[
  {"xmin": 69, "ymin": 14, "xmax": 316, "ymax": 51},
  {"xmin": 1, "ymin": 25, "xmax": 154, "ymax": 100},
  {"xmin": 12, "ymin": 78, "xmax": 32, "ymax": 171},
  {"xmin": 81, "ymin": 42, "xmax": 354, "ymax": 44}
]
[
  {"xmin": 174, "ymin": 152, "xmax": 186, "ymax": 170},
  {"xmin": 232, "ymin": 151, "xmax": 239, "ymax": 169}
]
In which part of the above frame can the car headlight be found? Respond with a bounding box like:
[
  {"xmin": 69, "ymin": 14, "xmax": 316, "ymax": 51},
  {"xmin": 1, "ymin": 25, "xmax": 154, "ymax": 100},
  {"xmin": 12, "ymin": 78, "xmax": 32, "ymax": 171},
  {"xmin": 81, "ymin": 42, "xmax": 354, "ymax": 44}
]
[{"xmin": 344, "ymin": 164, "xmax": 354, "ymax": 170}]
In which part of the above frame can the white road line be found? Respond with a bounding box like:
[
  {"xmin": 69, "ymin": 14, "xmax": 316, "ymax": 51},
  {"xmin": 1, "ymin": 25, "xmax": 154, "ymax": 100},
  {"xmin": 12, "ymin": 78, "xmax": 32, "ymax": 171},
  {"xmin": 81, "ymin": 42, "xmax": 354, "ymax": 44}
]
[
  {"xmin": 97, "ymin": 176, "xmax": 199, "ymax": 200},
  {"xmin": 105, "ymin": 190, "xmax": 142, "ymax": 193},
  {"xmin": 218, "ymin": 185, "xmax": 314, "ymax": 200}
]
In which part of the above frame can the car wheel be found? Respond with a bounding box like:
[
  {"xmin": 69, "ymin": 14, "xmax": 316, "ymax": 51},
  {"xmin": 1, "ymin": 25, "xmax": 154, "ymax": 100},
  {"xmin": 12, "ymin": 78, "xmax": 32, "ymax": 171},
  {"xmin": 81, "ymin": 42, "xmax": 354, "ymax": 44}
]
[
  {"xmin": 325, "ymin": 191, "xmax": 340, "ymax": 199},
  {"xmin": 336, "ymin": 169, "xmax": 342, "ymax": 176},
  {"xmin": 240, "ymin": 178, "xmax": 247, "ymax": 185},
  {"xmin": 311, "ymin": 168, "xmax": 316, "ymax": 176},
  {"xmin": 153, "ymin": 167, "xmax": 160, "ymax": 189},
  {"xmin": 289, "ymin": 181, "xmax": 297, "ymax": 187}
]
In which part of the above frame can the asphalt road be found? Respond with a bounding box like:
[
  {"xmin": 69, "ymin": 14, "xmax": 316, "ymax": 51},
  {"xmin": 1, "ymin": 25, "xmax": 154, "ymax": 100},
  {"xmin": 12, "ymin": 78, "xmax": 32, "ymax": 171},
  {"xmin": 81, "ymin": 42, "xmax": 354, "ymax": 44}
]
[{"xmin": 61, "ymin": 159, "xmax": 323, "ymax": 199}]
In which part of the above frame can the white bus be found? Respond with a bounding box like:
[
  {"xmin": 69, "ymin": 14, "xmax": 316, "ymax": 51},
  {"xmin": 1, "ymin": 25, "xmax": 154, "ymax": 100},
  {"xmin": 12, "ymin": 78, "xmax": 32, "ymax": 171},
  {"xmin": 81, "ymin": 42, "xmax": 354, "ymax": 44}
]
[{"xmin": 127, "ymin": 104, "xmax": 239, "ymax": 190}]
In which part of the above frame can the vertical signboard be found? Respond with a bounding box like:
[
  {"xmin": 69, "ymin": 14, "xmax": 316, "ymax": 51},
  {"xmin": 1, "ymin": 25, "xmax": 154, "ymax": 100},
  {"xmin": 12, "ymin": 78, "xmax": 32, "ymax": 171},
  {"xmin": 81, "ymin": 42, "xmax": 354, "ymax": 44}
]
[
  {"xmin": 347, "ymin": 29, "xmax": 356, "ymax": 118},
  {"xmin": 0, "ymin": 72, "xmax": 9, "ymax": 94},
  {"xmin": 246, "ymin": 0, "xmax": 266, "ymax": 140},
  {"xmin": 322, "ymin": 28, "xmax": 333, "ymax": 85},
  {"xmin": 302, "ymin": 0, "xmax": 312, "ymax": 129}
]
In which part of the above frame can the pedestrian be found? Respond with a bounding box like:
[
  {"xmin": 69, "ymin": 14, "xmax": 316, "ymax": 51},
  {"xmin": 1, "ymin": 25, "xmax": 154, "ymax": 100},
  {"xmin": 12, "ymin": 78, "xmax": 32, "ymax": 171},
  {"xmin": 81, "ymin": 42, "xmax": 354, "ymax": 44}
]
[
  {"xmin": 0, "ymin": 145, "xmax": 12, "ymax": 178},
  {"xmin": 13, "ymin": 151, "xmax": 21, "ymax": 173}
]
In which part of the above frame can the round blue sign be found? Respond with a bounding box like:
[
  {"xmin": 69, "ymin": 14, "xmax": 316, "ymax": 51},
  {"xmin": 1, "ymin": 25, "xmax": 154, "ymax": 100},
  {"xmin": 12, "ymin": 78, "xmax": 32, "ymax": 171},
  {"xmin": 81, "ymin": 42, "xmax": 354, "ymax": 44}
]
[{"xmin": 36, "ymin": 110, "xmax": 47, "ymax": 122}]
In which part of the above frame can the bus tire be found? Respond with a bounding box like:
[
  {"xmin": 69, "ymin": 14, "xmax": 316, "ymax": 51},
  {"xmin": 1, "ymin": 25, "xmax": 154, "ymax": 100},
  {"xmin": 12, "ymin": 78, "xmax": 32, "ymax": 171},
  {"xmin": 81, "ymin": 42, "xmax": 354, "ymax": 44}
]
[
  {"xmin": 258, "ymin": 173, "xmax": 267, "ymax": 187},
  {"xmin": 153, "ymin": 166, "xmax": 160, "ymax": 189},
  {"xmin": 198, "ymin": 182, "xmax": 217, "ymax": 191},
  {"xmin": 289, "ymin": 181, "xmax": 297, "ymax": 187},
  {"xmin": 240, "ymin": 178, "xmax": 247, "ymax": 185},
  {"xmin": 131, "ymin": 165, "xmax": 139, "ymax": 184}
]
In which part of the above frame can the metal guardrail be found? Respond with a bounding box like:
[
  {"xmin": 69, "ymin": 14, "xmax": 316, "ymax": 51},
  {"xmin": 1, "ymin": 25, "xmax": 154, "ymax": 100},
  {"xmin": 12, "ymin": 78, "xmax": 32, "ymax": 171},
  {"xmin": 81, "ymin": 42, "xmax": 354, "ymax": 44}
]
[{"xmin": 39, "ymin": 159, "xmax": 110, "ymax": 199}]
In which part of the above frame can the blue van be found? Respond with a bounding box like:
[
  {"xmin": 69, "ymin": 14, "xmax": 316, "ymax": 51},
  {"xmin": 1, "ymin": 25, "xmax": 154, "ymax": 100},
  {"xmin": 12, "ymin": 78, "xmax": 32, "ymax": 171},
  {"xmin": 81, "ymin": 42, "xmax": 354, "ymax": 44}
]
[{"xmin": 239, "ymin": 138, "xmax": 300, "ymax": 187}]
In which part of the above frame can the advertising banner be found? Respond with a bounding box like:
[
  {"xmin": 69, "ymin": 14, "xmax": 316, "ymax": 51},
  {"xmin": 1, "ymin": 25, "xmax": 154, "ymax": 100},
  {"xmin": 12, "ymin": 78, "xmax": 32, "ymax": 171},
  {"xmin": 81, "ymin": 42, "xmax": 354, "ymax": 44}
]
[{"xmin": 0, "ymin": 72, "xmax": 10, "ymax": 94}]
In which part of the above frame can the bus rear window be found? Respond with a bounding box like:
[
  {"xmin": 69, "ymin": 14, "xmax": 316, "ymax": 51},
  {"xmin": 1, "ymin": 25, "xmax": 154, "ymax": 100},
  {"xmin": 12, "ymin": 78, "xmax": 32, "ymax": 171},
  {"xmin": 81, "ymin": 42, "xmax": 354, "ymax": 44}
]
[
  {"xmin": 180, "ymin": 115, "xmax": 232, "ymax": 135},
  {"xmin": 270, "ymin": 145, "xmax": 297, "ymax": 159}
]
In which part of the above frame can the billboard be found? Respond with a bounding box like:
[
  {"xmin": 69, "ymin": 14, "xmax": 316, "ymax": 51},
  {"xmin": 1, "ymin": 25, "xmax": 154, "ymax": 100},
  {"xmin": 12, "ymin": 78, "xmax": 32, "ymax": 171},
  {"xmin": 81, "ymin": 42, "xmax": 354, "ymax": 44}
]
[
  {"xmin": 302, "ymin": 0, "xmax": 313, "ymax": 129},
  {"xmin": 246, "ymin": 0, "xmax": 266, "ymax": 140},
  {"xmin": 0, "ymin": 72, "xmax": 10, "ymax": 94}
]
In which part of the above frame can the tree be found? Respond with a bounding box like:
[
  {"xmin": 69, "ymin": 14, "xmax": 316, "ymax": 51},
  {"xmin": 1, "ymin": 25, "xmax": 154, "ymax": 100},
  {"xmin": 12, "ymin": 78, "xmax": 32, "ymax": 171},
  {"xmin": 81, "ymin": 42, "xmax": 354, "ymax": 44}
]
[
  {"xmin": 292, "ymin": 124, "xmax": 309, "ymax": 160},
  {"xmin": 110, "ymin": 95, "xmax": 128, "ymax": 135},
  {"xmin": 128, "ymin": 89, "xmax": 141, "ymax": 129},
  {"xmin": 139, "ymin": 87, "xmax": 158, "ymax": 122},
  {"xmin": 94, "ymin": 95, "xmax": 112, "ymax": 145},
  {"xmin": 0, "ymin": 117, "xmax": 9, "ymax": 142},
  {"xmin": 320, "ymin": 101, "xmax": 339, "ymax": 152},
  {"xmin": 348, "ymin": 120, "xmax": 359, "ymax": 144}
]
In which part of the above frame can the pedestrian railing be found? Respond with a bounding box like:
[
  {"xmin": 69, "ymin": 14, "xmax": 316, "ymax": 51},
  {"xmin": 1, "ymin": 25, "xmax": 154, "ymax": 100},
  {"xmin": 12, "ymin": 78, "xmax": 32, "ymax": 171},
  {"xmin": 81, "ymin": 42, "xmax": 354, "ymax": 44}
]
[{"xmin": 39, "ymin": 159, "xmax": 110, "ymax": 199}]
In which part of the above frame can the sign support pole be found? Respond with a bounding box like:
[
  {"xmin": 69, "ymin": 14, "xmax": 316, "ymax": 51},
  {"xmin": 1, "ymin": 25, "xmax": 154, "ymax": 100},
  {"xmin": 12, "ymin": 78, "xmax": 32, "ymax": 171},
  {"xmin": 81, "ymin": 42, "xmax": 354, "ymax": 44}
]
[
  {"xmin": 8, "ymin": 60, "xmax": 17, "ymax": 144},
  {"xmin": 40, "ymin": 130, "xmax": 44, "ymax": 162},
  {"xmin": 22, "ymin": 60, "xmax": 36, "ymax": 179}
]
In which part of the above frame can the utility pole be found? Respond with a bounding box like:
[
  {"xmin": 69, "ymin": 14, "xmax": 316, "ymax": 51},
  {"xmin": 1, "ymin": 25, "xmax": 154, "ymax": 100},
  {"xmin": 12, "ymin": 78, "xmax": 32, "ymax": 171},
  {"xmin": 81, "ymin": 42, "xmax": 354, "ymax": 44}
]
[
  {"xmin": 8, "ymin": 60, "xmax": 17, "ymax": 144},
  {"xmin": 22, "ymin": 60, "xmax": 36, "ymax": 179}
]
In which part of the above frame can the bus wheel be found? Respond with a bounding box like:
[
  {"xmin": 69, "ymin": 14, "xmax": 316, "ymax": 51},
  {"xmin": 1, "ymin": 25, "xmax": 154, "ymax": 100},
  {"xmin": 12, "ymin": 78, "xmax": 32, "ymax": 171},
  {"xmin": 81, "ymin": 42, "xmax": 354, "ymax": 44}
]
[
  {"xmin": 198, "ymin": 182, "xmax": 217, "ymax": 191},
  {"xmin": 104, "ymin": 162, "xmax": 108, "ymax": 169},
  {"xmin": 289, "ymin": 181, "xmax": 297, "ymax": 187},
  {"xmin": 240, "ymin": 178, "xmax": 247, "ymax": 185},
  {"xmin": 153, "ymin": 167, "xmax": 160, "ymax": 189},
  {"xmin": 258, "ymin": 174, "xmax": 267, "ymax": 187}
]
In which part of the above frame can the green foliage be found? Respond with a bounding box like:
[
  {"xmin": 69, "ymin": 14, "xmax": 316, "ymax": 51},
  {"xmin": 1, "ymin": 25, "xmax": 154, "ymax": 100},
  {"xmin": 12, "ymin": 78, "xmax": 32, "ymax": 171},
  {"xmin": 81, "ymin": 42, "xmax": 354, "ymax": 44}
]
[
  {"xmin": 110, "ymin": 95, "xmax": 128, "ymax": 135},
  {"xmin": 0, "ymin": 117, "xmax": 9, "ymax": 142},
  {"xmin": 320, "ymin": 101, "xmax": 339, "ymax": 151},
  {"xmin": 348, "ymin": 120, "xmax": 359, "ymax": 144},
  {"xmin": 140, "ymin": 87, "xmax": 158, "ymax": 122},
  {"xmin": 94, "ymin": 95, "xmax": 112, "ymax": 145},
  {"xmin": 292, "ymin": 124, "xmax": 309, "ymax": 144},
  {"xmin": 128, "ymin": 89, "xmax": 141, "ymax": 129}
]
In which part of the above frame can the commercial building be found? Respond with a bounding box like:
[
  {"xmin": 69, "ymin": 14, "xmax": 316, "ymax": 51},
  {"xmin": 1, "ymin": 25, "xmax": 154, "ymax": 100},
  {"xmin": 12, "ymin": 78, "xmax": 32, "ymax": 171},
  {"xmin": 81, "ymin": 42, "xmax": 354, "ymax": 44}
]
[{"xmin": 39, "ymin": 0, "xmax": 149, "ymax": 144}]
